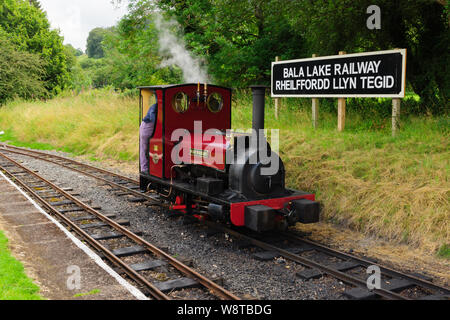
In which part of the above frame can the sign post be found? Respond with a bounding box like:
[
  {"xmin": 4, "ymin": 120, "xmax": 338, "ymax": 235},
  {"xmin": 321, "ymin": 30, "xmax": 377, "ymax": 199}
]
[
  {"xmin": 311, "ymin": 54, "xmax": 319, "ymax": 129},
  {"xmin": 274, "ymin": 56, "xmax": 280, "ymax": 119},
  {"xmin": 271, "ymin": 49, "xmax": 407, "ymax": 133},
  {"xmin": 337, "ymin": 51, "xmax": 346, "ymax": 132},
  {"xmin": 392, "ymin": 98, "xmax": 401, "ymax": 136}
]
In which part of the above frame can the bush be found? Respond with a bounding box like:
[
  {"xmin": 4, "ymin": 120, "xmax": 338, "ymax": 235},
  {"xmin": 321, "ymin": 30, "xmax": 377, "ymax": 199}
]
[
  {"xmin": 0, "ymin": 0, "xmax": 69, "ymax": 95},
  {"xmin": 0, "ymin": 36, "xmax": 47, "ymax": 105}
]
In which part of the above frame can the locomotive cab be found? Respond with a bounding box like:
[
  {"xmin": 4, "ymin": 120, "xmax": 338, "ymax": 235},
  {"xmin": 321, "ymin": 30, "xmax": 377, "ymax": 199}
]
[
  {"xmin": 139, "ymin": 84, "xmax": 320, "ymax": 232},
  {"xmin": 139, "ymin": 84, "xmax": 231, "ymax": 180}
]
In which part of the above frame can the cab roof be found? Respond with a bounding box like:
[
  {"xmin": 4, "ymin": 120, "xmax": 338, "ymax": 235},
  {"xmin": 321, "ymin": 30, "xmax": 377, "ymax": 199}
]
[{"xmin": 138, "ymin": 83, "xmax": 232, "ymax": 91}]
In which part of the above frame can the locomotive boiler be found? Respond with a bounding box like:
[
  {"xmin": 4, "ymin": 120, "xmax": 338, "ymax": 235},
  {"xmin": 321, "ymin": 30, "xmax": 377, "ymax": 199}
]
[{"xmin": 139, "ymin": 83, "xmax": 319, "ymax": 231}]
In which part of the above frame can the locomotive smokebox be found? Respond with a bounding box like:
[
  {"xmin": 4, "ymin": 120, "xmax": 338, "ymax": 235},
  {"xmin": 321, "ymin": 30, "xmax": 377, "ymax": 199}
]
[{"xmin": 250, "ymin": 85, "xmax": 268, "ymax": 133}]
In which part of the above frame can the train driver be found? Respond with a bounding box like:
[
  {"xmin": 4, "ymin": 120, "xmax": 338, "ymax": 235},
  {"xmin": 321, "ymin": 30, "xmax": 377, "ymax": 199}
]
[{"xmin": 139, "ymin": 94, "xmax": 157, "ymax": 175}]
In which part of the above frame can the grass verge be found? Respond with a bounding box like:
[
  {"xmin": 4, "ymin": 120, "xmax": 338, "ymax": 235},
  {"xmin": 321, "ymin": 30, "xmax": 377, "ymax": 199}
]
[
  {"xmin": 0, "ymin": 89, "xmax": 448, "ymax": 256},
  {"xmin": 73, "ymin": 289, "xmax": 101, "ymax": 298},
  {"xmin": 0, "ymin": 230, "xmax": 42, "ymax": 300},
  {"xmin": 0, "ymin": 89, "xmax": 138, "ymax": 161}
]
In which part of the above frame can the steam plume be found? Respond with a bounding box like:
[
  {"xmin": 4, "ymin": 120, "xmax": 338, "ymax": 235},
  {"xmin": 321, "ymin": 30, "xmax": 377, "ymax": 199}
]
[{"xmin": 154, "ymin": 13, "xmax": 209, "ymax": 83}]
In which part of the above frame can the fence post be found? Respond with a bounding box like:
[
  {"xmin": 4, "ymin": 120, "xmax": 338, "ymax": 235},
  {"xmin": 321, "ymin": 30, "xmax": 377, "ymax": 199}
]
[
  {"xmin": 312, "ymin": 54, "xmax": 319, "ymax": 128},
  {"xmin": 274, "ymin": 56, "xmax": 280, "ymax": 119},
  {"xmin": 392, "ymin": 98, "xmax": 401, "ymax": 136},
  {"xmin": 337, "ymin": 51, "xmax": 347, "ymax": 132}
]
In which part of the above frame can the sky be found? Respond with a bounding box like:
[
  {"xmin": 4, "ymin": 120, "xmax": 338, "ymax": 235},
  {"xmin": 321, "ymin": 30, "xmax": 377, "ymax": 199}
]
[{"xmin": 39, "ymin": 0, "xmax": 129, "ymax": 51}]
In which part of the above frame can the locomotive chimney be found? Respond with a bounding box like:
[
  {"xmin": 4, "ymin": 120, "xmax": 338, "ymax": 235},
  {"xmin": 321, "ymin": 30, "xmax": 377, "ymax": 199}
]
[{"xmin": 250, "ymin": 85, "xmax": 268, "ymax": 132}]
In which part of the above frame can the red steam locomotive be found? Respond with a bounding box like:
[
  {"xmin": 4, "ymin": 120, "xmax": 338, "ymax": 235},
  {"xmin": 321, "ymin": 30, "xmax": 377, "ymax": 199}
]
[{"xmin": 139, "ymin": 83, "xmax": 319, "ymax": 231}]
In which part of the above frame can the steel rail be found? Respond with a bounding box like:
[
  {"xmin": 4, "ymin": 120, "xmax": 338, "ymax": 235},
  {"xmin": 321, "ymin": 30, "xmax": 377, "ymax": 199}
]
[
  {"xmin": 0, "ymin": 147, "xmax": 167, "ymax": 208},
  {"xmin": 0, "ymin": 144, "xmax": 137, "ymax": 183},
  {"xmin": 0, "ymin": 146, "xmax": 230, "ymax": 208},
  {"xmin": 282, "ymin": 231, "xmax": 450, "ymax": 295},
  {"xmin": 0, "ymin": 152, "xmax": 239, "ymax": 301}
]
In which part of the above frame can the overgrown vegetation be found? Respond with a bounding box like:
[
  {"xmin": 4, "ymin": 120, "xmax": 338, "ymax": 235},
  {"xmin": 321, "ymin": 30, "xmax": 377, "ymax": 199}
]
[
  {"xmin": 0, "ymin": 90, "xmax": 448, "ymax": 255},
  {"xmin": 109, "ymin": 0, "xmax": 448, "ymax": 114},
  {"xmin": 86, "ymin": 28, "xmax": 113, "ymax": 59},
  {"xmin": 0, "ymin": 230, "xmax": 42, "ymax": 300},
  {"xmin": 0, "ymin": 0, "xmax": 71, "ymax": 99},
  {"xmin": 1, "ymin": 1, "xmax": 447, "ymax": 113},
  {"xmin": 0, "ymin": 36, "xmax": 46, "ymax": 104},
  {"xmin": 295, "ymin": 0, "xmax": 450, "ymax": 114},
  {"xmin": 0, "ymin": 90, "xmax": 139, "ymax": 160}
]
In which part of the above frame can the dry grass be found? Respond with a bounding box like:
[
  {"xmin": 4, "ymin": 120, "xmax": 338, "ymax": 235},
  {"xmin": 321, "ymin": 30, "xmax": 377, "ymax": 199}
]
[
  {"xmin": 0, "ymin": 89, "xmax": 448, "ymax": 257},
  {"xmin": 0, "ymin": 89, "xmax": 139, "ymax": 161},
  {"xmin": 284, "ymin": 135, "xmax": 449, "ymax": 252}
]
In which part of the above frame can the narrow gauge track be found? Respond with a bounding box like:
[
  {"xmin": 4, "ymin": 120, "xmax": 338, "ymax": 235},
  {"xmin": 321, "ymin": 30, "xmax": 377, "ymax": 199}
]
[
  {"xmin": 203, "ymin": 223, "xmax": 450, "ymax": 300},
  {"xmin": 1, "ymin": 144, "xmax": 449, "ymax": 300},
  {"xmin": 0, "ymin": 144, "xmax": 161, "ymax": 206},
  {"xmin": 282, "ymin": 231, "xmax": 450, "ymax": 299},
  {"xmin": 0, "ymin": 151, "xmax": 239, "ymax": 301}
]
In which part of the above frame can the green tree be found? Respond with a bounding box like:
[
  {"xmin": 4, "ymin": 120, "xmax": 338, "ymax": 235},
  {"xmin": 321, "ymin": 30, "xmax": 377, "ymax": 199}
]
[
  {"xmin": 292, "ymin": 0, "xmax": 449, "ymax": 113},
  {"xmin": 86, "ymin": 27, "xmax": 113, "ymax": 59},
  {"xmin": 114, "ymin": 0, "xmax": 449, "ymax": 113},
  {"xmin": 64, "ymin": 44, "xmax": 77, "ymax": 70},
  {"xmin": 28, "ymin": 0, "xmax": 41, "ymax": 9},
  {"xmin": 0, "ymin": 35, "xmax": 46, "ymax": 105},
  {"xmin": 69, "ymin": 56, "xmax": 92, "ymax": 92},
  {"xmin": 152, "ymin": 0, "xmax": 306, "ymax": 86},
  {"xmin": 0, "ymin": 0, "xmax": 69, "ymax": 95},
  {"xmin": 75, "ymin": 48, "xmax": 84, "ymax": 56},
  {"xmin": 78, "ymin": 55, "xmax": 109, "ymax": 88},
  {"xmin": 64, "ymin": 44, "xmax": 83, "ymax": 57},
  {"xmin": 100, "ymin": 10, "xmax": 181, "ymax": 89}
]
